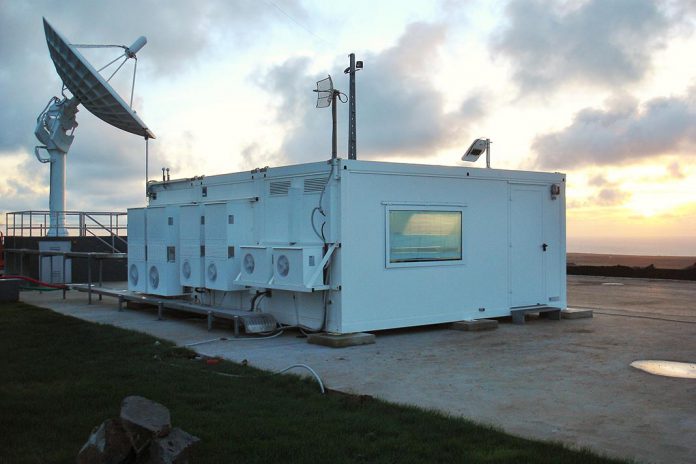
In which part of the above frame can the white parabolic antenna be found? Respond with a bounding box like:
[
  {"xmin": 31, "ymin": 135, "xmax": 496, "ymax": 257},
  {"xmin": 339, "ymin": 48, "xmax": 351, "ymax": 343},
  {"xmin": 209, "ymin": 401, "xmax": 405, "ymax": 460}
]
[{"xmin": 35, "ymin": 18, "xmax": 155, "ymax": 236}]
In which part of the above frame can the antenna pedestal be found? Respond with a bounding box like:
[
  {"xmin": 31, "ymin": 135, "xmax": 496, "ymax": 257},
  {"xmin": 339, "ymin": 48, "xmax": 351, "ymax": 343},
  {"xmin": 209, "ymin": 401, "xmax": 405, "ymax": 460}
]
[
  {"xmin": 47, "ymin": 149, "xmax": 68, "ymax": 236},
  {"xmin": 34, "ymin": 97, "xmax": 78, "ymax": 237}
]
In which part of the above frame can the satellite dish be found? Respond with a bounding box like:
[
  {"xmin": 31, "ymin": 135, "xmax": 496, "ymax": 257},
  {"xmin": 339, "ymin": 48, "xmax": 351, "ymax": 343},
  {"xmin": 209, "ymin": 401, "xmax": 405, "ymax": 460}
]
[
  {"xmin": 314, "ymin": 76, "xmax": 334, "ymax": 109},
  {"xmin": 35, "ymin": 18, "xmax": 155, "ymax": 236},
  {"xmin": 313, "ymin": 75, "xmax": 346, "ymax": 159}
]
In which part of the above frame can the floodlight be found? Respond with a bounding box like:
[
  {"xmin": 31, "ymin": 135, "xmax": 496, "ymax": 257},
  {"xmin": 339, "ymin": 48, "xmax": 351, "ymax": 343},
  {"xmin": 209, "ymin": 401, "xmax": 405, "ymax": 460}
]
[{"xmin": 462, "ymin": 138, "xmax": 488, "ymax": 162}]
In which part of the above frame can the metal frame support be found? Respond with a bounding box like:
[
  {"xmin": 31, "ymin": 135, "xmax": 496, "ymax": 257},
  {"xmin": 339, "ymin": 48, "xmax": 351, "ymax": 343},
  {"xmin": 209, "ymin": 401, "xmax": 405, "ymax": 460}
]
[{"xmin": 87, "ymin": 255, "xmax": 92, "ymax": 304}]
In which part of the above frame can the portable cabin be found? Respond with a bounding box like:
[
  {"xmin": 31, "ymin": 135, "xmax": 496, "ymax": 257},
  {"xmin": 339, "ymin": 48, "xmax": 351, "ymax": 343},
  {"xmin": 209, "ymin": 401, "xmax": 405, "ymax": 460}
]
[{"xmin": 131, "ymin": 158, "xmax": 566, "ymax": 333}]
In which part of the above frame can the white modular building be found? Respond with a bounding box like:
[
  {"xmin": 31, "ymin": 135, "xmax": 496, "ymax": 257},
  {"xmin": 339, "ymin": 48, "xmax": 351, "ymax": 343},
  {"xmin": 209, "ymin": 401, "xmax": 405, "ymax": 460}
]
[{"xmin": 130, "ymin": 158, "xmax": 566, "ymax": 333}]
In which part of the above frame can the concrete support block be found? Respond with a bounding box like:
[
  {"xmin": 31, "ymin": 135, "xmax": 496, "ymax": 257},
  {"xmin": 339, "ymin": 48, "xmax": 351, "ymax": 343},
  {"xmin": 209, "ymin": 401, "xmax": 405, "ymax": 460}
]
[
  {"xmin": 562, "ymin": 308, "xmax": 594, "ymax": 319},
  {"xmin": 0, "ymin": 279, "xmax": 21, "ymax": 303},
  {"xmin": 307, "ymin": 332, "xmax": 375, "ymax": 348},
  {"xmin": 450, "ymin": 319, "xmax": 499, "ymax": 331},
  {"xmin": 511, "ymin": 307, "xmax": 562, "ymax": 325},
  {"xmin": 127, "ymin": 300, "xmax": 154, "ymax": 310}
]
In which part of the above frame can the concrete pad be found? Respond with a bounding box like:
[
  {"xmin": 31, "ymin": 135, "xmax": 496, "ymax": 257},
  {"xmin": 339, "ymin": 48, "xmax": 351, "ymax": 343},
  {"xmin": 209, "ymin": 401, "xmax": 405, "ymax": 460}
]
[
  {"xmin": 450, "ymin": 319, "xmax": 498, "ymax": 331},
  {"xmin": 18, "ymin": 275, "xmax": 696, "ymax": 464},
  {"xmin": 307, "ymin": 332, "xmax": 376, "ymax": 348},
  {"xmin": 0, "ymin": 279, "xmax": 21, "ymax": 303},
  {"xmin": 562, "ymin": 308, "xmax": 594, "ymax": 319}
]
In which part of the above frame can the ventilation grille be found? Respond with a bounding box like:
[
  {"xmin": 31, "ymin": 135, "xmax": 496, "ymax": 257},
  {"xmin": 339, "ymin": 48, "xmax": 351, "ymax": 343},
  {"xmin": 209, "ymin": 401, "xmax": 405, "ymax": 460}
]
[
  {"xmin": 269, "ymin": 180, "xmax": 291, "ymax": 196},
  {"xmin": 304, "ymin": 177, "xmax": 327, "ymax": 193}
]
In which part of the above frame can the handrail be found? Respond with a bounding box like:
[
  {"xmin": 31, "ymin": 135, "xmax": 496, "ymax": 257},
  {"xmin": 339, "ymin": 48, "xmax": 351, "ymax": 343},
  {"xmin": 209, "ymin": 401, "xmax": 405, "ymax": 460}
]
[{"xmin": 5, "ymin": 211, "xmax": 127, "ymax": 252}]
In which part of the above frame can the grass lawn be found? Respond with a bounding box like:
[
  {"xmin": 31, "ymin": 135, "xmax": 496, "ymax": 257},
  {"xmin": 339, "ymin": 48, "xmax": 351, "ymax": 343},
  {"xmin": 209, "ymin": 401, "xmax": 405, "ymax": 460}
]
[{"xmin": 0, "ymin": 302, "xmax": 625, "ymax": 463}]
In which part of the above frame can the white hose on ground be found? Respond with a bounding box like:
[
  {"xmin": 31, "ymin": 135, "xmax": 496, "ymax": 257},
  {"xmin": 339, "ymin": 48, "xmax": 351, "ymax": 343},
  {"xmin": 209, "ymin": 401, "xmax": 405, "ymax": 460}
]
[{"xmin": 275, "ymin": 364, "xmax": 325, "ymax": 394}]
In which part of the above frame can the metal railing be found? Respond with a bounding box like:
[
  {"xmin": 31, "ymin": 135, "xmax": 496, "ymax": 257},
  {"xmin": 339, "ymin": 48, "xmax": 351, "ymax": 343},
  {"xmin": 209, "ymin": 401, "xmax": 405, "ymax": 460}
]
[
  {"xmin": 3, "ymin": 248, "xmax": 126, "ymax": 303},
  {"xmin": 4, "ymin": 210, "xmax": 127, "ymax": 252}
]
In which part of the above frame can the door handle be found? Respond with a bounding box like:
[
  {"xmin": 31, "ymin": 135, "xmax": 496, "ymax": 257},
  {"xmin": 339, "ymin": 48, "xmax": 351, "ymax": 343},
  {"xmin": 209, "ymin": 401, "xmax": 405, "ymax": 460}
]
[{"xmin": 542, "ymin": 243, "xmax": 548, "ymax": 251}]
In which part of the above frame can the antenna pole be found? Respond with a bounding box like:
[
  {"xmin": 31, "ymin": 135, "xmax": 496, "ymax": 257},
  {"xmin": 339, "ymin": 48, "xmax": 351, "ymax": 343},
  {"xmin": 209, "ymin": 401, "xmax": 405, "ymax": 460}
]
[
  {"xmin": 331, "ymin": 91, "xmax": 338, "ymax": 159},
  {"xmin": 347, "ymin": 53, "xmax": 357, "ymax": 160},
  {"xmin": 145, "ymin": 137, "xmax": 149, "ymax": 198},
  {"xmin": 486, "ymin": 138, "xmax": 491, "ymax": 168}
]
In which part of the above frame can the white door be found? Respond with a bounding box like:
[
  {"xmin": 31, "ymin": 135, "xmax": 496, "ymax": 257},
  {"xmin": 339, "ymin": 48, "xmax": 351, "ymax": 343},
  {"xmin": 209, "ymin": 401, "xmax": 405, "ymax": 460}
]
[{"xmin": 510, "ymin": 185, "xmax": 545, "ymax": 307}]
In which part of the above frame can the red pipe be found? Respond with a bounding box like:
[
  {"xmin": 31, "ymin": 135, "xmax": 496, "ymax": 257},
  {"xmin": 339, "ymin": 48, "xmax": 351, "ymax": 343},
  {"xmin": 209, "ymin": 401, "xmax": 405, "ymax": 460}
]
[{"xmin": 0, "ymin": 275, "xmax": 66, "ymax": 289}]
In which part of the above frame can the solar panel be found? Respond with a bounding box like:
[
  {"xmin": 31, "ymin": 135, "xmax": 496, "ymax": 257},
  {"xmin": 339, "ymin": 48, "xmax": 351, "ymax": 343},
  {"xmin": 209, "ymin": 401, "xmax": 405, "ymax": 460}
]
[{"xmin": 43, "ymin": 18, "xmax": 155, "ymax": 139}]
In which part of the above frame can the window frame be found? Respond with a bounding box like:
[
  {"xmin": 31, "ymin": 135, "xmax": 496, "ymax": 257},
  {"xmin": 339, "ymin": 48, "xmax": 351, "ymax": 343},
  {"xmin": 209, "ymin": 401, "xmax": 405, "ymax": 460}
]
[{"xmin": 384, "ymin": 202, "xmax": 466, "ymax": 269}]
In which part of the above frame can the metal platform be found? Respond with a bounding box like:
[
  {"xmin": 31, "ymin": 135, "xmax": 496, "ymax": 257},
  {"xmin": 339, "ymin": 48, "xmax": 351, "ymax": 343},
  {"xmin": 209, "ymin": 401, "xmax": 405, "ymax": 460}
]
[{"xmin": 68, "ymin": 284, "xmax": 277, "ymax": 335}]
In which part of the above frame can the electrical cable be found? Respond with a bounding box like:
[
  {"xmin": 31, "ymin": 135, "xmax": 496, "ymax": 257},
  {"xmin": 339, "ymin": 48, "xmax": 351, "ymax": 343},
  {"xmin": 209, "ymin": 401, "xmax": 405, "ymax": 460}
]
[
  {"xmin": 593, "ymin": 310, "xmax": 696, "ymax": 325},
  {"xmin": 1, "ymin": 275, "xmax": 66, "ymax": 289},
  {"xmin": 161, "ymin": 358, "xmax": 325, "ymax": 394},
  {"xmin": 310, "ymin": 161, "xmax": 335, "ymax": 243}
]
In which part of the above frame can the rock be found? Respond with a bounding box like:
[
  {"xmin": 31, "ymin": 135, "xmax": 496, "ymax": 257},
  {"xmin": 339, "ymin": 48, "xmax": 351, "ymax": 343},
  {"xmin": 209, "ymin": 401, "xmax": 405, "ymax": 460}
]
[
  {"xmin": 77, "ymin": 418, "xmax": 133, "ymax": 464},
  {"xmin": 147, "ymin": 427, "xmax": 200, "ymax": 464},
  {"xmin": 120, "ymin": 396, "xmax": 172, "ymax": 452}
]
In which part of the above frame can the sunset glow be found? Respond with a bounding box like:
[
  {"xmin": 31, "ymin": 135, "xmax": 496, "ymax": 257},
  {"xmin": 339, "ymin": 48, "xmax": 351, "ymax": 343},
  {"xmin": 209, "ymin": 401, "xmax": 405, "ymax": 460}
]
[{"xmin": 1, "ymin": 1, "xmax": 694, "ymax": 255}]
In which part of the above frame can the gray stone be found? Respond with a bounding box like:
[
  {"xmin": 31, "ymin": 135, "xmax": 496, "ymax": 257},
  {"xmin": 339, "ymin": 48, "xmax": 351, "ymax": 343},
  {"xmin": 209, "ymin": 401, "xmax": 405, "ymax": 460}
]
[
  {"xmin": 450, "ymin": 319, "xmax": 498, "ymax": 331},
  {"xmin": 147, "ymin": 427, "xmax": 200, "ymax": 464},
  {"xmin": 562, "ymin": 308, "xmax": 594, "ymax": 319},
  {"xmin": 120, "ymin": 396, "xmax": 171, "ymax": 452},
  {"xmin": 307, "ymin": 332, "xmax": 376, "ymax": 348},
  {"xmin": 77, "ymin": 418, "xmax": 133, "ymax": 464}
]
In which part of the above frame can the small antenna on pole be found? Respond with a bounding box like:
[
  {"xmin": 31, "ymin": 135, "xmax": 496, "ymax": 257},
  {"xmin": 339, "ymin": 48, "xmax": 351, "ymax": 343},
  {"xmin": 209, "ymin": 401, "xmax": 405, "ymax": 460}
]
[
  {"xmin": 314, "ymin": 75, "xmax": 346, "ymax": 159},
  {"xmin": 344, "ymin": 53, "xmax": 362, "ymax": 160}
]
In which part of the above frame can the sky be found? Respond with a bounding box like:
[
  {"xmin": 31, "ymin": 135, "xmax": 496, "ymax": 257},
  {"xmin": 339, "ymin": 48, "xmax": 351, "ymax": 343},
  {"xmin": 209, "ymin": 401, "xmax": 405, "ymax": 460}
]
[{"xmin": 0, "ymin": 0, "xmax": 695, "ymax": 255}]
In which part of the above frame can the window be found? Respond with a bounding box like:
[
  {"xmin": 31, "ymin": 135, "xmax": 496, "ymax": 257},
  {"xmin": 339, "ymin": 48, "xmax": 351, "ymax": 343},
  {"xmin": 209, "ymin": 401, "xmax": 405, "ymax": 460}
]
[
  {"xmin": 167, "ymin": 246, "xmax": 176, "ymax": 263},
  {"xmin": 386, "ymin": 207, "xmax": 463, "ymax": 267}
]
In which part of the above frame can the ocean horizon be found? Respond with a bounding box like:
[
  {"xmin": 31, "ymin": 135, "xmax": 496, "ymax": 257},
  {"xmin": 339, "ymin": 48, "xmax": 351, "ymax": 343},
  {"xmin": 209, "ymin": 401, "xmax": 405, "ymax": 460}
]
[{"xmin": 568, "ymin": 236, "xmax": 696, "ymax": 257}]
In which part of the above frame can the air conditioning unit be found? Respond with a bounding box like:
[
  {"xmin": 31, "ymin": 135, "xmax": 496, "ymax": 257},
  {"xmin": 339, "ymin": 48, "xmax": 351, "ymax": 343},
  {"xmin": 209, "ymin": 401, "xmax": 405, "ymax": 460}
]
[
  {"xmin": 127, "ymin": 208, "xmax": 147, "ymax": 293},
  {"xmin": 271, "ymin": 246, "xmax": 324, "ymax": 291},
  {"xmin": 235, "ymin": 246, "xmax": 272, "ymax": 287},
  {"xmin": 179, "ymin": 204, "xmax": 205, "ymax": 287},
  {"xmin": 146, "ymin": 206, "xmax": 182, "ymax": 296},
  {"xmin": 204, "ymin": 201, "xmax": 253, "ymax": 291}
]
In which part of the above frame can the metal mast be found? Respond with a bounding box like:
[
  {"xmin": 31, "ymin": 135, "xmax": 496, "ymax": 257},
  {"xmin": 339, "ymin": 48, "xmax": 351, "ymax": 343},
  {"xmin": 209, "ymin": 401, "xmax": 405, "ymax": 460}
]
[{"xmin": 344, "ymin": 53, "xmax": 362, "ymax": 160}]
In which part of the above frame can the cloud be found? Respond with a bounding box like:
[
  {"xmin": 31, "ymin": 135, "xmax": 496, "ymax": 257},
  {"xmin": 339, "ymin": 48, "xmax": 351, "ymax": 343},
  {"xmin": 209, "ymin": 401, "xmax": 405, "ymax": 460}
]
[
  {"xmin": 667, "ymin": 161, "xmax": 686, "ymax": 179},
  {"xmin": 491, "ymin": 0, "xmax": 673, "ymax": 93},
  {"xmin": 532, "ymin": 88, "xmax": 696, "ymax": 169},
  {"xmin": 261, "ymin": 22, "xmax": 486, "ymax": 162},
  {"xmin": 596, "ymin": 187, "xmax": 629, "ymax": 206},
  {"xmin": 0, "ymin": 0, "xmax": 306, "ymax": 214}
]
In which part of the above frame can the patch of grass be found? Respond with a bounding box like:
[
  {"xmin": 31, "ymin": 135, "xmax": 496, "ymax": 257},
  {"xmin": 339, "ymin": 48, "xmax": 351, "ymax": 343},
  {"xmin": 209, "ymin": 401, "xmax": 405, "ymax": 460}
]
[{"xmin": 0, "ymin": 302, "xmax": 625, "ymax": 463}]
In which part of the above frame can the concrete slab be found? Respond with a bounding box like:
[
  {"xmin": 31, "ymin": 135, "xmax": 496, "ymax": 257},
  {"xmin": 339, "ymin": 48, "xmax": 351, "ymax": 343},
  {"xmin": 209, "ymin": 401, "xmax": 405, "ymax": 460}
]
[
  {"xmin": 18, "ymin": 275, "xmax": 696, "ymax": 464},
  {"xmin": 562, "ymin": 308, "xmax": 594, "ymax": 319},
  {"xmin": 450, "ymin": 319, "xmax": 498, "ymax": 331},
  {"xmin": 307, "ymin": 332, "xmax": 376, "ymax": 348},
  {"xmin": 0, "ymin": 278, "xmax": 21, "ymax": 303}
]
